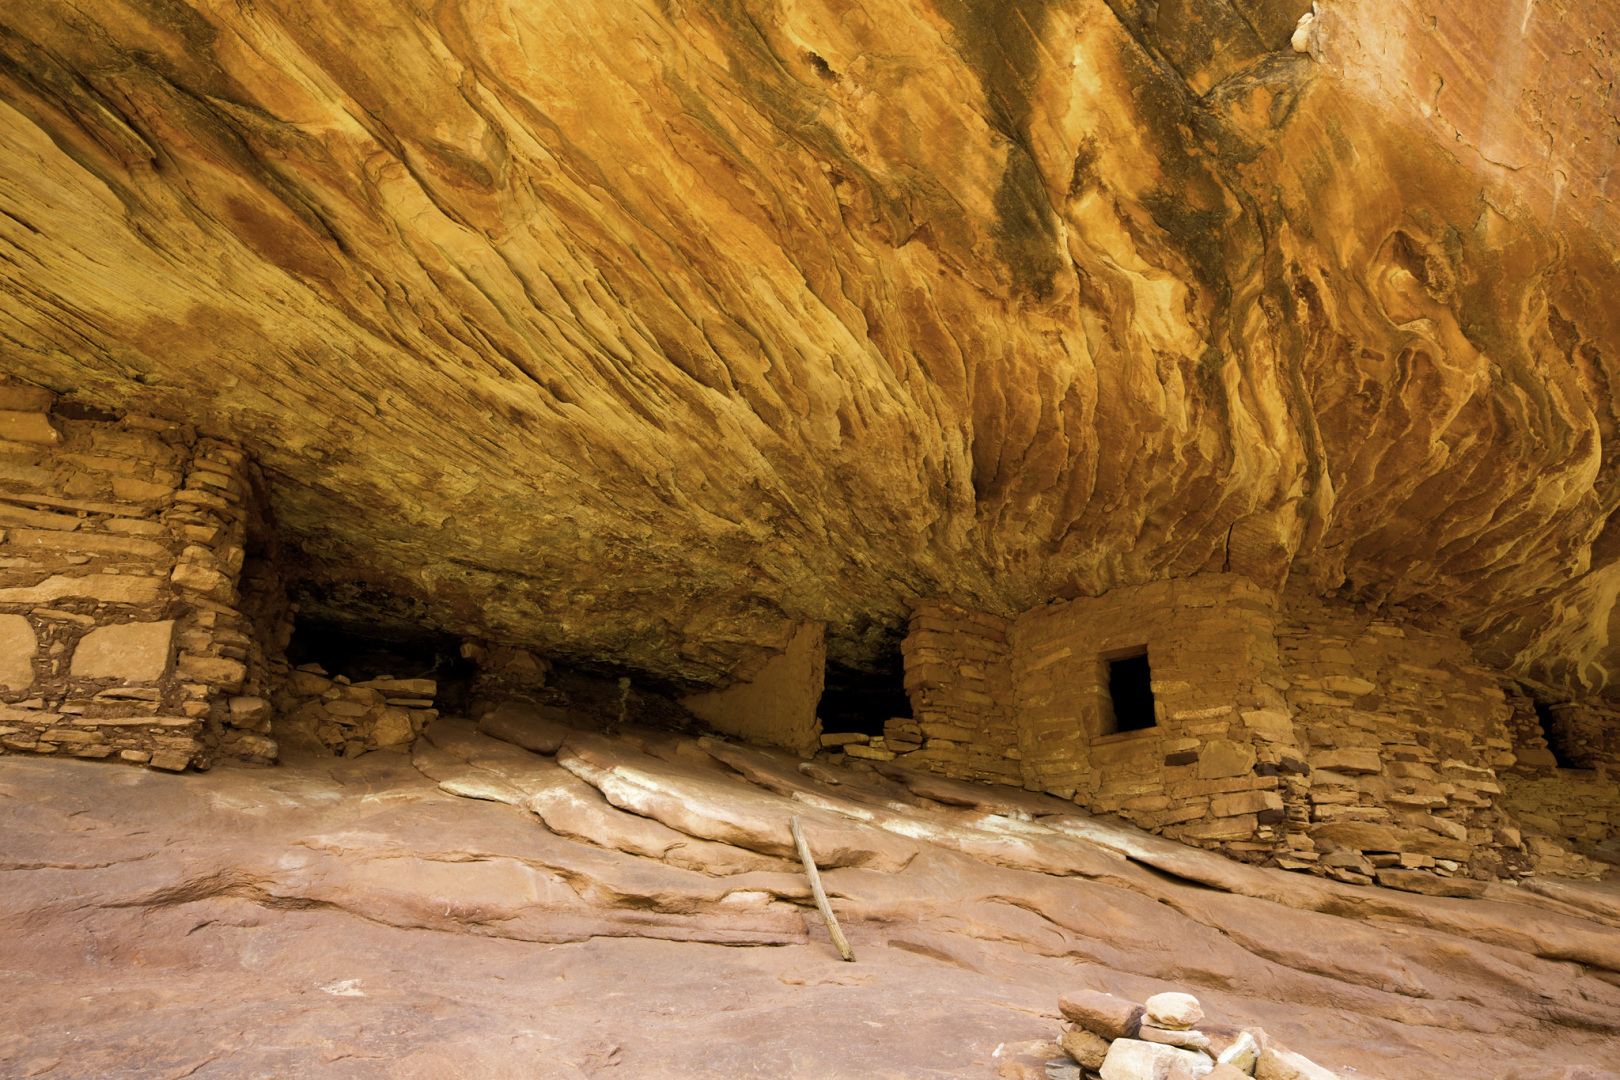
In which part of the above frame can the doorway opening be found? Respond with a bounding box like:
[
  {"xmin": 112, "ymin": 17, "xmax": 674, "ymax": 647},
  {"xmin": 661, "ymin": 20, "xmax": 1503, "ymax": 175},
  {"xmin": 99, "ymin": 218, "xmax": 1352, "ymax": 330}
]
[
  {"xmin": 1532, "ymin": 698, "xmax": 1590, "ymax": 769},
  {"xmin": 817, "ymin": 653, "xmax": 910, "ymax": 738}
]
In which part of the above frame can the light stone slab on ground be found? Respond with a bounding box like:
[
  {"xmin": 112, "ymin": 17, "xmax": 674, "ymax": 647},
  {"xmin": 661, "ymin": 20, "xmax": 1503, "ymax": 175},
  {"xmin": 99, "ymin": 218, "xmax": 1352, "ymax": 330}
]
[{"xmin": 1255, "ymin": 1046, "xmax": 1340, "ymax": 1080}]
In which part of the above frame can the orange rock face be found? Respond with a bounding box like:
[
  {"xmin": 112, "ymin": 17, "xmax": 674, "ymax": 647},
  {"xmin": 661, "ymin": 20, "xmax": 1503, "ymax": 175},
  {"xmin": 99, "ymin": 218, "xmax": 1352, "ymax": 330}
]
[{"xmin": 0, "ymin": 1, "xmax": 1617, "ymax": 690}]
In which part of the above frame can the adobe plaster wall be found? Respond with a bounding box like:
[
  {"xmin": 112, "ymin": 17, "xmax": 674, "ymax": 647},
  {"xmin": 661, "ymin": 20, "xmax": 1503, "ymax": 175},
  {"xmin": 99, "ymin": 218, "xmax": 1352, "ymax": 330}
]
[{"xmin": 683, "ymin": 620, "xmax": 826, "ymax": 756}]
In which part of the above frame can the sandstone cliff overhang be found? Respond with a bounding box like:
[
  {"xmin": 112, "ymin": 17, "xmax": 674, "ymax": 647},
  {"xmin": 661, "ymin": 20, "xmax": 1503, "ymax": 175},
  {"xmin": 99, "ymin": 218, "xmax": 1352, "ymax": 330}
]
[{"xmin": 1, "ymin": 0, "xmax": 1618, "ymax": 696}]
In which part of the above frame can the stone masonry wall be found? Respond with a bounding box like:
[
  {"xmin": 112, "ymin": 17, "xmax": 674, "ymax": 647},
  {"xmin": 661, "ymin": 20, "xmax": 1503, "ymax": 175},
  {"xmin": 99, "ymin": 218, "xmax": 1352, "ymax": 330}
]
[
  {"xmin": 272, "ymin": 665, "xmax": 438, "ymax": 757},
  {"xmin": 888, "ymin": 601, "xmax": 1018, "ymax": 784},
  {"xmin": 1006, "ymin": 575, "xmax": 1296, "ymax": 862},
  {"xmin": 1497, "ymin": 688, "xmax": 1618, "ymax": 877},
  {"xmin": 1527, "ymin": 697, "xmax": 1620, "ymax": 770},
  {"xmin": 1275, "ymin": 589, "xmax": 1529, "ymax": 883},
  {"xmin": 896, "ymin": 573, "xmax": 1619, "ymax": 883},
  {"xmin": 0, "ymin": 380, "xmax": 281, "ymax": 770}
]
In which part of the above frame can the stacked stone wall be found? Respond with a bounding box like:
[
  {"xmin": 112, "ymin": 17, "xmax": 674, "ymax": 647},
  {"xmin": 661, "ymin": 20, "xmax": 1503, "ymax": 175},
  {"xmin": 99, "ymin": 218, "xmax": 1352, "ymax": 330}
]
[
  {"xmin": 1496, "ymin": 689, "xmax": 1618, "ymax": 875},
  {"xmin": 0, "ymin": 381, "xmax": 281, "ymax": 770},
  {"xmin": 1534, "ymin": 699, "xmax": 1620, "ymax": 770},
  {"xmin": 891, "ymin": 602, "xmax": 1018, "ymax": 783},
  {"xmin": 272, "ymin": 666, "xmax": 437, "ymax": 756},
  {"xmin": 1007, "ymin": 575, "xmax": 1298, "ymax": 860},
  {"xmin": 896, "ymin": 573, "xmax": 1620, "ymax": 883},
  {"xmin": 1275, "ymin": 590, "xmax": 1529, "ymax": 882}
]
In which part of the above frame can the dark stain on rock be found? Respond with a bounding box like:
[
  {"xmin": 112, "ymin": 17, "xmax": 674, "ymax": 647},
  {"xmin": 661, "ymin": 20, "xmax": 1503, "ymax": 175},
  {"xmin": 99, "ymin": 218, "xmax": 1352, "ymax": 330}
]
[{"xmin": 930, "ymin": 0, "xmax": 1065, "ymax": 299}]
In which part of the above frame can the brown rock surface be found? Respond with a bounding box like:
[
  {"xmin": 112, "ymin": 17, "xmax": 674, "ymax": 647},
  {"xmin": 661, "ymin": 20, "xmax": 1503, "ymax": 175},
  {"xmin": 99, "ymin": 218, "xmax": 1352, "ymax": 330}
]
[
  {"xmin": 0, "ymin": 614, "xmax": 35, "ymax": 691},
  {"xmin": 0, "ymin": 1, "xmax": 1618, "ymax": 692},
  {"xmin": 67, "ymin": 619, "xmax": 175, "ymax": 682},
  {"xmin": 1375, "ymin": 868, "xmax": 1490, "ymax": 898},
  {"xmin": 476, "ymin": 699, "xmax": 574, "ymax": 755},
  {"xmin": 1062, "ymin": 1027, "xmax": 1112, "ymax": 1069},
  {"xmin": 5, "ymin": 731, "xmax": 1618, "ymax": 1077},
  {"xmin": 1059, "ymin": 988, "xmax": 1146, "ymax": 1041}
]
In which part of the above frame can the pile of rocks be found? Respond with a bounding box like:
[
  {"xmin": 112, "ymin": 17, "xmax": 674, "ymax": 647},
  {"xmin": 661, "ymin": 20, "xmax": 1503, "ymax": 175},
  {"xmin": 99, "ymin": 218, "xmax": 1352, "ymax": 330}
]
[
  {"xmin": 1055, "ymin": 988, "xmax": 1339, "ymax": 1080},
  {"xmin": 272, "ymin": 665, "xmax": 437, "ymax": 756},
  {"xmin": 816, "ymin": 731, "xmax": 898, "ymax": 762}
]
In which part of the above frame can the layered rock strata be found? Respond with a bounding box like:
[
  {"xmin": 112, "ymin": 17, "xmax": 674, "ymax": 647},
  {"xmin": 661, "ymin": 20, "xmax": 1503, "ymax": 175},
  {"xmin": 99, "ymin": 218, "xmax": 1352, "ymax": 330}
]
[{"xmin": 0, "ymin": 382, "xmax": 283, "ymax": 769}]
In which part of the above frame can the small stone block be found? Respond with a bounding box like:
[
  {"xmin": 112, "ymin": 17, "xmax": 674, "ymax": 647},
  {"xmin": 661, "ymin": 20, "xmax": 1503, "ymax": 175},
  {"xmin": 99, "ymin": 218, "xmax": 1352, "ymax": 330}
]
[
  {"xmin": 177, "ymin": 653, "xmax": 246, "ymax": 691},
  {"xmin": 1099, "ymin": 1039, "xmax": 1213, "ymax": 1080},
  {"xmin": 1374, "ymin": 869, "xmax": 1486, "ymax": 898},
  {"xmin": 1061, "ymin": 1028, "xmax": 1110, "ymax": 1070},
  {"xmin": 1309, "ymin": 748, "xmax": 1382, "ymax": 775},
  {"xmin": 0, "ymin": 384, "xmax": 55, "ymax": 411},
  {"xmin": 227, "ymin": 695, "xmax": 271, "ymax": 727},
  {"xmin": 1255, "ymin": 1046, "xmax": 1340, "ymax": 1080},
  {"xmin": 1144, "ymin": 992, "xmax": 1203, "ymax": 1030},
  {"xmin": 0, "ymin": 410, "xmax": 61, "ymax": 445},
  {"xmin": 479, "ymin": 701, "xmax": 573, "ymax": 754},
  {"xmin": 1197, "ymin": 740, "xmax": 1257, "ymax": 780},
  {"xmin": 372, "ymin": 707, "xmax": 414, "ymax": 747},
  {"xmin": 1058, "ymin": 988, "xmax": 1144, "ymax": 1041},
  {"xmin": 69, "ymin": 620, "xmax": 176, "ymax": 682},
  {"xmin": 148, "ymin": 749, "xmax": 191, "ymax": 772},
  {"xmin": 1216, "ymin": 1032, "xmax": 1259, "ymax": 1073},
  {"xmin": 0, "ymin": 614, "xmax": 37, "ymax": 691},
  {"xmin": 1140, "ymin": 1025, "xmax": 1211, "ymax": 1052}
]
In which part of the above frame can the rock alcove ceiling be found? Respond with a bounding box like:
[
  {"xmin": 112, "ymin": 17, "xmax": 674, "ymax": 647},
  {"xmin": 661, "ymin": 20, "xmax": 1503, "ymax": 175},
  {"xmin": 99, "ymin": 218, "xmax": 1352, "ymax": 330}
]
[{"xmin": 2, "ymin": 0, "xmax": 1619, "ymax": 694}]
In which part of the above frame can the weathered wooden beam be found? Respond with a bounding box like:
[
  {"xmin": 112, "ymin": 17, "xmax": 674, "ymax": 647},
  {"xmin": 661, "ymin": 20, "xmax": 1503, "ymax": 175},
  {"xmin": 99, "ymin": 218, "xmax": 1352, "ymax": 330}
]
[{"xmin": 789, "ymin": 815, "xmax": 854, "ymax": 962}]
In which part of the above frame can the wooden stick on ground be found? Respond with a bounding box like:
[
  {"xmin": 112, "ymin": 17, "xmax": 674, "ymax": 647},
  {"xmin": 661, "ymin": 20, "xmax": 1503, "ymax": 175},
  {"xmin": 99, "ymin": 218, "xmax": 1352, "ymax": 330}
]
[{"xmin": 789, "ymin": 815, "xmax": 855, "ymax": 962}]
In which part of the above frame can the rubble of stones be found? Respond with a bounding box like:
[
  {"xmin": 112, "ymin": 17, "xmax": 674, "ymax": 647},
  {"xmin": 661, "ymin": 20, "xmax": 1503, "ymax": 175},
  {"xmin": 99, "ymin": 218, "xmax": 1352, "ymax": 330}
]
[
  {"xmin": 272, "ymin": 665, "xmax": 438, "ymax": 757},
  {"xmin": 1048, "ymin": 988, "xmax": 1338, "ymax": 1080}
]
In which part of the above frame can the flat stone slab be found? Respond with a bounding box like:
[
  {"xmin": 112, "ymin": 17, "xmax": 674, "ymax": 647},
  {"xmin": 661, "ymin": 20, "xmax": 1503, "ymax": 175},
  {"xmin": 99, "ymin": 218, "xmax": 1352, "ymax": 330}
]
[
  {"xmin": 0, "ymin": 614, "xmax": 37, "ymax": 691},
  {"xmin": 69, "ymin": 619, "xmax": 174, "ymax": 682}
]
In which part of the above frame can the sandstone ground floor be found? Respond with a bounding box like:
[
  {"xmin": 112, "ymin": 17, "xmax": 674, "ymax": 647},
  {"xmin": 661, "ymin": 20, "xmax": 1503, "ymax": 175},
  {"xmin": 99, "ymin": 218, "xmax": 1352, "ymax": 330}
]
[{"xmin": 2, "ymin": 739, "xmax": 1617, "ymax": 1079}]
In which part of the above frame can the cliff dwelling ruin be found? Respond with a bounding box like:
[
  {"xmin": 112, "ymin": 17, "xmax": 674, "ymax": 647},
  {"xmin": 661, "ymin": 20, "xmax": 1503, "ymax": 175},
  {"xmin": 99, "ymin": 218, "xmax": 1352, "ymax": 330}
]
[{"xmin": 1, "ymin": 0, "xmax": 1618, "ymax": 1077}]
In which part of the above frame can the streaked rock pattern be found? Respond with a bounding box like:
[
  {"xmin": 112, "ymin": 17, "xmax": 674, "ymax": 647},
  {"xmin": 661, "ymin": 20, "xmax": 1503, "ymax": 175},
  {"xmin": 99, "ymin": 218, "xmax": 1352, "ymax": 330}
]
[{"xmin": 1, "ymin": 0, "xmax": 1618, "ymax": 692}]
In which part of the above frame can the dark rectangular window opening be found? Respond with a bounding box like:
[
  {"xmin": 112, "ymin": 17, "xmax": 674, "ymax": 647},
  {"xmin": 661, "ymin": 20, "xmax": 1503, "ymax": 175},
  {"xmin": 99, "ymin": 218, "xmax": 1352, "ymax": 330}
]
[{"xmin": 1107, "ymin": 650, "xmax": 1157, "ymax": 733}]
